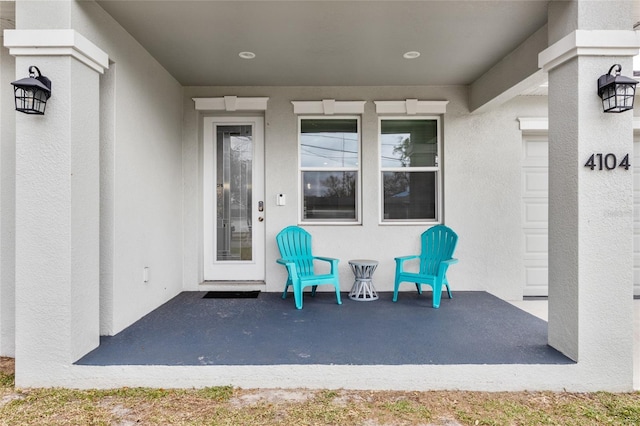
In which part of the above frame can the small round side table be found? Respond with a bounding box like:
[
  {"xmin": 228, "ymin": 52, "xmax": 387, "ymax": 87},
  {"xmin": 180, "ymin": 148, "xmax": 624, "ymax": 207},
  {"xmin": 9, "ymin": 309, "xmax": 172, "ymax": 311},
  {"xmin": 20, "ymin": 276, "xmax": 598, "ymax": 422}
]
[{"xmin": 348, "ymin": 259, "xmax": 379, "ymax": 301}]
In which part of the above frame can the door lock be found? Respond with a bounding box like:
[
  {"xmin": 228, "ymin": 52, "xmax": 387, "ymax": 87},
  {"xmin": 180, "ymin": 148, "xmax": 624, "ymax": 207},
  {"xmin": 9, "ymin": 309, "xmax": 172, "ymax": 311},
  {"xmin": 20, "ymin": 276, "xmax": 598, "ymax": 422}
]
[{"xmin": 258, "ymin": 217, "xmax": 264, "ymax": 222}]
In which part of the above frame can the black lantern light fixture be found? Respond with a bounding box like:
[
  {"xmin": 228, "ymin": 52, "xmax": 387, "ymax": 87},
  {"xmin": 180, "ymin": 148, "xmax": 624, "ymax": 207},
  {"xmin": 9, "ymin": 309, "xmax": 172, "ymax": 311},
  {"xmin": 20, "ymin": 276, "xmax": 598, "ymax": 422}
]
[
  {"xmin": 597, "ymin": 64, "xmax": 638, "ymax": 113},
  {"xmin": 11, "ymin": 66, "xmax": 52, "ymax": 115}
]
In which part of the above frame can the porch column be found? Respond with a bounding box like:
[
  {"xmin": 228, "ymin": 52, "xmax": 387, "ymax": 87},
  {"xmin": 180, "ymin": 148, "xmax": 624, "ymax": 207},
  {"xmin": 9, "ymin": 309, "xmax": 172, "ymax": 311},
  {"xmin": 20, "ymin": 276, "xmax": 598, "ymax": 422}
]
[
  {"xmin": 541, "ymin": 1, "xmax": 638, "ymax": 387},
  {"xmin": 0, "ymin": 30, "xmax": 15, "ymax": 358},
  {"xmin": 4, "ymin": 29, "xmax": 108, "ymax": 384}
]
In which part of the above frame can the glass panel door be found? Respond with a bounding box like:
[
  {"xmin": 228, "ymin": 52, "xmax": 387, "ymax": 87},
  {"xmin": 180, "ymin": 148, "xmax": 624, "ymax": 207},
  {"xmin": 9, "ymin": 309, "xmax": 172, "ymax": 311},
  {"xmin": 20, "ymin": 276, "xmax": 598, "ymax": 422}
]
[
  {"xmin": 203, "ymin": 117, "xmax": 265, "ymax": 281},
  {"xmin": 216, "ymin": 125, "xmax": 253, "ymax": 261}
]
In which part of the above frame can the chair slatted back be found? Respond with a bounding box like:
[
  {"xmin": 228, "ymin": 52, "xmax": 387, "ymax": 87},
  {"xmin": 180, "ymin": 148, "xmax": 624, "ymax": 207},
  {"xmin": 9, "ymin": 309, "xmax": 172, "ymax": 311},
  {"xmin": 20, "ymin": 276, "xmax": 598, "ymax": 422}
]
[
  {"xmin": 276, "ymin": 226, "xmax": 315, "ymax": 276},
  {"xmin": 419, "ymin": 225, "xmax": 458, "ymax": 276}
]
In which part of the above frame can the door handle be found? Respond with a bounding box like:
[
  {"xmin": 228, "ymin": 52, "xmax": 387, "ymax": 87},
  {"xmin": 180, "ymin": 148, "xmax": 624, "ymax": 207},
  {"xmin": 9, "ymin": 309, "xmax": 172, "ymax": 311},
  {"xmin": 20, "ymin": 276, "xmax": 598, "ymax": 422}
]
[{"xmin": 258, "ymin": 201, "xmax": 264, "ymax": 212}]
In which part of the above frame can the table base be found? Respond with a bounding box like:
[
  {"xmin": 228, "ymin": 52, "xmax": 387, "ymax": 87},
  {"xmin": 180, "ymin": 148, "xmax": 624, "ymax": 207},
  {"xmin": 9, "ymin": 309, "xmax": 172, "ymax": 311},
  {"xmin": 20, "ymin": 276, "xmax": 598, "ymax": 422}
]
[{"xmin": 349, "ymin": 279, "xmax": 379, "ymax": 301}]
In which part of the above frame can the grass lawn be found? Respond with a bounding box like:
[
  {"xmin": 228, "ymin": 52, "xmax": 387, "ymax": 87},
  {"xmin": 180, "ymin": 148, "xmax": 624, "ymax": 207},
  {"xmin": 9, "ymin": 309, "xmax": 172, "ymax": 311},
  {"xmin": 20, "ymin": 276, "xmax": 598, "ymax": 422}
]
[{"xmin": 2, "ymin": 357, "xmax": 640, "ymax": 425}]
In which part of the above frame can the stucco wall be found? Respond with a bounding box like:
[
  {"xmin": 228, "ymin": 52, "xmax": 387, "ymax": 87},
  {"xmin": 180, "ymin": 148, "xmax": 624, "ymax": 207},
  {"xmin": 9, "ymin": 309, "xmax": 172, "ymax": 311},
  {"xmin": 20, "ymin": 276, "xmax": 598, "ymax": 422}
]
[
  {"xmin": 71, "ymin": 2, "xmax": 184, "ymax": 335},
  {"xmin": 183, "ymin": 87, "xmax": 547, "ymax": 301},
  {"xmin": 0, "ymin": 36, "xmax": 15, "ymax": 357}
]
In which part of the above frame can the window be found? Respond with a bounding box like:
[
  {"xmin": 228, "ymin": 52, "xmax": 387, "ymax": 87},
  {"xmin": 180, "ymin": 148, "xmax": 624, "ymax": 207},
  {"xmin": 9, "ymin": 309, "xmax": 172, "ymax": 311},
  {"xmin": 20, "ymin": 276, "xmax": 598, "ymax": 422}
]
[
  {"xmin": 299, "ymin": 117, "xmax": 360, "ymax": 223},
  {"xmin": 380, "ymin": 117, "xmax": 441, "ymax": 223}
]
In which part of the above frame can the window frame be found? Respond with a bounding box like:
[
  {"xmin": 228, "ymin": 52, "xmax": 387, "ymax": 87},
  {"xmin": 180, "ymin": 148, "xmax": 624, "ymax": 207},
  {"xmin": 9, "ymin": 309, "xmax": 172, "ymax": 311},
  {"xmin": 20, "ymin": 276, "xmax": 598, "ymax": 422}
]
[
  {"xmin": 298, "ymin": 115, "xmax": 362, "ymax": 225},
  {"xmin": 378, "ymin": 115, "xmax": 443, "ymax": 225}
]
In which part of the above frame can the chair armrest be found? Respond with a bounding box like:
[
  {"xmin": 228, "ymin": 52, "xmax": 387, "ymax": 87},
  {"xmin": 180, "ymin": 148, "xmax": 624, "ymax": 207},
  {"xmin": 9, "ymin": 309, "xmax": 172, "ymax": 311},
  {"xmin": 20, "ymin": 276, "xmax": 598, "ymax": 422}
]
[
  {"xmin": 276, "ymin": 258, "xmax": 298, "ymax": 277},
  {"xmin": 437, "ymin": 258, "xmax": 458, "ymax": 277},
  {"xmin": 394, "ymin": 255, "xmax": 419, "ymax": 270},
  {"xmin": 314, "ymin": 256, "xmax": 339, "ymax": 263},
  {"xmin": 313, "ymin": 256, "xmax": 339, "ymax": 275},
  {"xmin": 394, "ymin": 255, "xmax": 419, "ymax": 262}
]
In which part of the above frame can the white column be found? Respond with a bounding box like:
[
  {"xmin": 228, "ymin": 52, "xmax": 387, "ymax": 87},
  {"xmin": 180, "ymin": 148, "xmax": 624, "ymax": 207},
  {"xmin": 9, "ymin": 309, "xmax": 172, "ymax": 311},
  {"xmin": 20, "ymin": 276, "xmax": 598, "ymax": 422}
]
[
  {"xmin": 541, "ymin": 1, "xmax": 638, "ymax": 388},
  {"xmin": 4, "ymin": 29, "xmax": 108, "ymax": 384},
  {"xmin": 0, "ymin": 32, "xmax": 16, "ymax": 357}
]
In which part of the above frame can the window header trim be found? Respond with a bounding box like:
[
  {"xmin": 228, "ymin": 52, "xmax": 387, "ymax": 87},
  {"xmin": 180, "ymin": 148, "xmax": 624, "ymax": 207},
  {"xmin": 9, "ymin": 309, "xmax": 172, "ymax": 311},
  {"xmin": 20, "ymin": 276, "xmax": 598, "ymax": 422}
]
[
  {"xmin": 292, "ymin": 100, "xmax": 366, "ymax": 115},
  {"xmin": 374, "ymin": 99, "xmax": 448, "ymax": 115},
  {"xmin": 193, "ymin": 96, "xmax": 269, "ymax": 111}
]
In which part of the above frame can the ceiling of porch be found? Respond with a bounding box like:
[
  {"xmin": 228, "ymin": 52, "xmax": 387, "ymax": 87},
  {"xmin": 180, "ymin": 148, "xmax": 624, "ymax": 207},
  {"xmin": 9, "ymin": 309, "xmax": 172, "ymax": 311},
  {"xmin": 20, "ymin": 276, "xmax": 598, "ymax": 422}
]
[{"xmin": 95, "ymin": 0, "xmax": 551, "ymax": 88}]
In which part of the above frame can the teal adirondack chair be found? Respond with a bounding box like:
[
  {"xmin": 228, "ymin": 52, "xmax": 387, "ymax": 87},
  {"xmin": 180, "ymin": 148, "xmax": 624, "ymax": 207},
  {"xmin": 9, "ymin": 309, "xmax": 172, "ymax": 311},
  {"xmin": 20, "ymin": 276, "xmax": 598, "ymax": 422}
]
[
  {"xmin": 276, "ymin": 226, "xmax": 342, "ymax": 309},
  {"xmin": 393, "ymin": 225, "xmax": 459, "ymax": 308}
]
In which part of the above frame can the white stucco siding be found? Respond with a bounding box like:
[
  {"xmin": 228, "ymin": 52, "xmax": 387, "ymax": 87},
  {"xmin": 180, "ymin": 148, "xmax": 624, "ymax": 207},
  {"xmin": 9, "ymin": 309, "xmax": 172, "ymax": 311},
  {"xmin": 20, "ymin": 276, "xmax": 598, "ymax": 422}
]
[
  {"xmin": 69, "ymin": 58, "xmax": 102, "ymax": 360},
  {"xmin": 71, "ymin": 2, "xmax": 185, "ymax": 335},
  {"xmin": 183, "ymin": 87, "xmax": 548, "ymax": 301},
  {"xmin": 110, "ymin": 66, "xmax": 183, "ymax": 334},
  {"xmin": 445, "ymin": 95, "xmax": 540, "ymax": 300},
  {"xmin": 0, "ymin": 36, "xmax": 16, "ymax": 357}
]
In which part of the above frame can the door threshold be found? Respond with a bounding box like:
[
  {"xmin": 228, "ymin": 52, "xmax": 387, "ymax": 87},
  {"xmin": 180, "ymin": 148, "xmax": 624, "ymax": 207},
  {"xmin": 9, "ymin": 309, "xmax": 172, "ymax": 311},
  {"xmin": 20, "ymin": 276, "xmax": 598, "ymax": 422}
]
[{"xmin": 200, "ymin": 281, "xmax": 266, "ymax": 292}]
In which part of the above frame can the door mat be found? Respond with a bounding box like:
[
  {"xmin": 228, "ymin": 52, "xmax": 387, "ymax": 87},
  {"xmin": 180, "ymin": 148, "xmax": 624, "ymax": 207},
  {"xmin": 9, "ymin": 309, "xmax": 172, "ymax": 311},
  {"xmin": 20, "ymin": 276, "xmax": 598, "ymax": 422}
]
[{"xmin": 203, "ymin": 291, "xmax": 261, "ymax": 299}]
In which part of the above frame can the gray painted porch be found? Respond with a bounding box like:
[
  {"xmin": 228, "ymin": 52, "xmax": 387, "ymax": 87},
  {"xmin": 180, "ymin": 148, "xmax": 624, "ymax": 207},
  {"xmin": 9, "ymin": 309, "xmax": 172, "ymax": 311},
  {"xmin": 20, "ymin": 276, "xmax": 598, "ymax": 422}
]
[{"xmin": 77, "ymin": 291, "xmax": 571, "ymax": 366}]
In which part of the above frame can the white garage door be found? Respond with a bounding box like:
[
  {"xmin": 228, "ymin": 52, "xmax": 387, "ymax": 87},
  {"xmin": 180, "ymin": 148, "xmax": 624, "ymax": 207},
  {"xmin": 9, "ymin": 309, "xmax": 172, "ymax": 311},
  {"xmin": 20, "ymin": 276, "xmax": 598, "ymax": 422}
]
[
  {"xmin": 521, "ymin": 134, "xmax": 640, "ymax": 297},
  {"xmin": 521, "ymin": 134, "xmax": 549, "ymax": 296}
]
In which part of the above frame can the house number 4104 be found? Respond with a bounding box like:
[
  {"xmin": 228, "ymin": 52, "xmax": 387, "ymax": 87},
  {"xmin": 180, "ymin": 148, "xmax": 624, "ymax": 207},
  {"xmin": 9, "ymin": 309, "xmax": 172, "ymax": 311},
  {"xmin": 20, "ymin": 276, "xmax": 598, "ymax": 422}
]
[{"xmin": 584, "ymin": 153, "xmax": 630, "ymax": 171}]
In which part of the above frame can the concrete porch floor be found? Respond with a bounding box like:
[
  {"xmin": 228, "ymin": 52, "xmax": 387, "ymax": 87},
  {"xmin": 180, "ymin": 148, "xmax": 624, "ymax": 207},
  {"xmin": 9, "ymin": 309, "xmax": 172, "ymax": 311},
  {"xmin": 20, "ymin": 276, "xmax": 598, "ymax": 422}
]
[
  {"xmin": 78, "ymin": 291, "xmax": 572, "ymax": 366},
  {"xmin": 57, "ymin": 292, "xmax": 640, "ymax": 392}
]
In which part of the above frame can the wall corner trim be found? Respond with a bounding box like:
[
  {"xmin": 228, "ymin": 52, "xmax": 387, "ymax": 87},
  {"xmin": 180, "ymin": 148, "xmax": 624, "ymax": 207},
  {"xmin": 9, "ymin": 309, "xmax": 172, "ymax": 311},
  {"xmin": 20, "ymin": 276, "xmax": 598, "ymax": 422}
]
[
  {"xmin": 193, "ymin": 97, "xmax": 269, "ymax": 111},
  {"xmin": 538, "ymin": 30, "xmax": 640, "ymax": 72},
  {"xmin": 374, "ymin": 100, "xmax": 449, "ymax": 114},
  {"xmin": 3, "ymin": 29, "xmax": 109, "ymax": 74},
  {"xmin": 291, "ymin": 100, "xmax": 366, "ymax": 115}
]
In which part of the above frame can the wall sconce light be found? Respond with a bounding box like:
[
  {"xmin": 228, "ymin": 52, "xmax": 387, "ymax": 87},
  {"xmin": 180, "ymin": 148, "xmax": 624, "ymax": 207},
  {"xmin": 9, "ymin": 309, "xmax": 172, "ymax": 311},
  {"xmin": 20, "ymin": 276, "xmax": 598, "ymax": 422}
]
[
  {"xmin": 11, "ymin": 66, "xmax": 52, "ymax": 115},
  {"xmin": 597, "ymin": 64, "xmax": 638, "ymax": 113}
]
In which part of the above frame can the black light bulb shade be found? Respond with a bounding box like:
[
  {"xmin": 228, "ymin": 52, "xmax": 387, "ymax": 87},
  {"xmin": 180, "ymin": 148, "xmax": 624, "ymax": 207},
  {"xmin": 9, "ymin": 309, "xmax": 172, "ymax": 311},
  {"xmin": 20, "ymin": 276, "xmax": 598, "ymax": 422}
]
[
  {"xmin": 11, "ymin": 66, "xmax": 52, "ymax": 115},
  {"xmin": 597, "ymin": 64, "xmax": 638, "ymax": 113}
]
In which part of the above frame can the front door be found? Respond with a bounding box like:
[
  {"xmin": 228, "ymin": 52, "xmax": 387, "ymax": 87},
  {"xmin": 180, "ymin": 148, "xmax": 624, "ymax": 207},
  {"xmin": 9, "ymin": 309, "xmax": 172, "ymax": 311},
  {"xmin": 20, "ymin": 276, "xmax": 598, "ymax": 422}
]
[{"xmin": 203, "ymin": 116, "xmax": 265, "ymax": 281}]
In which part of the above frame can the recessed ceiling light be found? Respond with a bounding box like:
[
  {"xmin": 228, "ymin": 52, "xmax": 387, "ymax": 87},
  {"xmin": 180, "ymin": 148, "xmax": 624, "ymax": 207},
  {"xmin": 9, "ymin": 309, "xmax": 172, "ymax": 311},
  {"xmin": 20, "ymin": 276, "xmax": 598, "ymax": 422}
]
[
  {"xmin": 239, "ymin": 51, "xmax": 256, "ymax": 59},
  {"xmin": 403, "ymin": 51, "xmax": 421, "ymax": 59}
]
